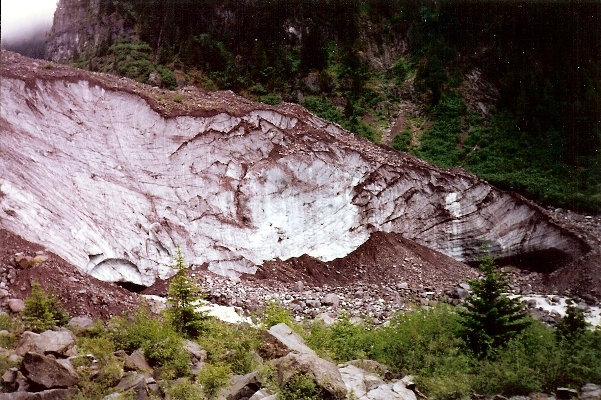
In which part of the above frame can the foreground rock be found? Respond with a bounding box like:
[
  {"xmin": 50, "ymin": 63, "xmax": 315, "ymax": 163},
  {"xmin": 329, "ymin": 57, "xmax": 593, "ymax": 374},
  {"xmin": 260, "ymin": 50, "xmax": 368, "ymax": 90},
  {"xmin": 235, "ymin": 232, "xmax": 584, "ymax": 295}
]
[
  {"xmin": 20, "ymin": 352, "xmax": 79, "ymax": 389},
  {"xmin": 0, "ymin": 50, "xmax": 590, "ymax": 289}
]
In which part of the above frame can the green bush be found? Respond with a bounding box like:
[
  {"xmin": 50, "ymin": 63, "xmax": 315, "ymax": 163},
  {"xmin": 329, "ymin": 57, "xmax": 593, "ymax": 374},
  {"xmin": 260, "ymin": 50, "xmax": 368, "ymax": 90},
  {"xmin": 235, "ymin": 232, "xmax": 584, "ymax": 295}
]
[
  {"xmin": 301, "ymin": 96, "xmax": 344, "ymax": 125},
  {"xmin": 110, "ymin": 306, "xmax": 190, "ymax": 379},
  {"xmin": 306, "ymin": 315, "xmax": 371, "ymax": 362},
  {"xmin": 197, "ymin": 319, "xmax": 261, "ymax": 375},
  {"xmin": 74, "ymin": 336, "xmax": 124, "ymax": 400},
  {"xmin": 157, "ymin": 65, "xmax": 178, "ymax": 90},
  {"xmin": 197, "ymin": 362, "xmax": 231, "ymax": 399},
  {"xmin": 278, "ymin": 373, "xmax": 322, "ymax": 400},
  {"xmin": 164, "ymin": 379, "xmax": 204, "ymax": 400},
  {"xmin": 474, "ymin": 321, "xmax": 561, "ymax": 395},
  {"xmin": 259, "ymin": 93, "xmax": 283, "ymax": 106},
  {"xmin": 259, "ymin": 300, "xmax": 296, "ymax": 329},
  {"xmin": 391, "ymin": 128, "xmax": 412, "ymax": 151},
  {"xmin": 22, "ymin": 281, "xmax": 69, "ymax": 333}
]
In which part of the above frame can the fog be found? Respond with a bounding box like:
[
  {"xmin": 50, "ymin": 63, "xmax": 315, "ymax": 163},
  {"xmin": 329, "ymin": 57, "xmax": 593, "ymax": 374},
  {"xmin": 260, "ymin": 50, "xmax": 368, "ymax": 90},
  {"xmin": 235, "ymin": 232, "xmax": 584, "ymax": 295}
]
[{"xmin": 1, "ymin": 0, "xmax": 58, "ymax": 57}]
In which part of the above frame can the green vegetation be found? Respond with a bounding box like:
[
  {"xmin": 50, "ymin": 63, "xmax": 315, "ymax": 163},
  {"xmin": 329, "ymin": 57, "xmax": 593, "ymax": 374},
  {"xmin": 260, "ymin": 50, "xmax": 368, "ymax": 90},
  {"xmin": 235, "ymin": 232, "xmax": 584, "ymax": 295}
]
[
  {"xmin": 66, "ymin": 1, "xmax": 598, "ymax": 212},
  {"xmin": 196, "ymin": 362, "xmax": 232, "ymax": 399},
  {"xmin": 278, "ymin": 373, "xmax": 322, "ymax": 400},
  {"xmin": 0, "ymin": 280, "xmax": 600, "ymax": 399},
  {"xmin": 165, "ymin": 248, "xmax": 209, "ymax": 338},
  {"xmin": 111, "ymin": 306, "xmax": 191, "ymax": 379},
  {"xmin": 459, "ymin": 255, "xmax": 530, "ymax": 358},
  {"xmin": 22, "ymin": 280, "xmax": 69, "ymax": 332}
]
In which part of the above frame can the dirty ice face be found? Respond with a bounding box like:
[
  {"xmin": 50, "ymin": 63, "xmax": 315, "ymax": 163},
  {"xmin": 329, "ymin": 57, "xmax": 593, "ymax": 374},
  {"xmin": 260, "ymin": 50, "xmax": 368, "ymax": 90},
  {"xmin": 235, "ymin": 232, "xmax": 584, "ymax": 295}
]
[{"xmin": 0, "ymin": 61, "xmax": 587, "ymax": 287}]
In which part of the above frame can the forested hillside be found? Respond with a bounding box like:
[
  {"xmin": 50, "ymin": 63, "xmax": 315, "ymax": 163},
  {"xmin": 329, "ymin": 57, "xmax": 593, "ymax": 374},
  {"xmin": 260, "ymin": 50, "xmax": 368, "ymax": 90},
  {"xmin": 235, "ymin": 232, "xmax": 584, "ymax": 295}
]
[{"xmin": 48, "ymin": 0, "xmax": 601, "ymax": 212}]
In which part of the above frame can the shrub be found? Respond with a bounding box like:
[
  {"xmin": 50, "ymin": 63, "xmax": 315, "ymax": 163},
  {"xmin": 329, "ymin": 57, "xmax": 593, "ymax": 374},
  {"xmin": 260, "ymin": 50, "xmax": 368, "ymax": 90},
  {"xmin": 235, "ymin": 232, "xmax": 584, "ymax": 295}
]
[
  {"xmin": 259, "ymin": 300, "xmax": 296, "ymax": 329},
  {"xmin": 391, "ymin": 128, "xmax": 412, "ymax": 151},
  {"xmin": 278, "ymin": 373, "xmax": 322, "ymax": 400},
  {"xmin": 474, "ymin": 321, "xmax": 561, "ymax": 395},
  {"xmin": 22, "ymin": 280, "xmax": 69, "ymax": 333},
  {"xmin": 259, "ymin": 93, "xmax": 283, "ymax": 106},
  {"xmin": 74, "ymin": 336, "xmax": 124, "ymax": 400},
  {"xmin": 110, "ymin": 306, "xmax": 190, "ymax": 379},
  {"xmin": 306, "ymin": 314, "xmax": 371, "ymax": 362},
  {"xmin": 196, "ymin": 319, "xmax": 261, "ymax": 374},
  {"xmin": 165, "ymin": 248, "xmax": 209, "ymax": 338},
  {"xmin": 157, "ymin": 65, "xmax": 178, "ymax": 90},
  {"xmin": 301, "ymin": 96, "xmax": 344, "ymax": 126},
  {"xmin": 197, "ymin": 362, "xmax": 231, "ymax": 399},
  {"xmin": 164, "ymin": 379, "xmax": 203, "ymax": 400}
]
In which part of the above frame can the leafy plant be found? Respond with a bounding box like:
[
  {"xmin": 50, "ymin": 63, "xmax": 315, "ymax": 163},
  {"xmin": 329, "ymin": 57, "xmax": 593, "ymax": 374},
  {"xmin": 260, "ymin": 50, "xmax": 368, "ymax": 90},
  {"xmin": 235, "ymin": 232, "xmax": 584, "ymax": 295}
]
[
  {"xmin": 164, "ymin": 379, "xmax": 203, "ymax": 400},
  {"xmin": 278, "ymin": 373, "xmax": 322, "ymax": 400},
  {"xmin": 196, "ymin": 362, "xmax": 231, "ymax": 399},
  {"xmin": 259, "ymin": 300, "xmax": 296, "ymax": 329},
  {"xmin": 110, "ymin": 306, "xmax": 190, "ymax": 379},
  {"xmin": 22, "ymin": 280, "xmax": 69, "ymax": 333}
]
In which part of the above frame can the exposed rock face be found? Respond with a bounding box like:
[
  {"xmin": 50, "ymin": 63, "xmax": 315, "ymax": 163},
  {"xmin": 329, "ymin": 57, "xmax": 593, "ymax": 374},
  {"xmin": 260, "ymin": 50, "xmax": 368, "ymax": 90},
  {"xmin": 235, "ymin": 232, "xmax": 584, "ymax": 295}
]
[
  {"xmin": 46, "ymin": 0, "xmax": 134, "ymax": 62},
  {"xmin": 0, "ymin": 51, "xmax": 590, "ymax": 287}
]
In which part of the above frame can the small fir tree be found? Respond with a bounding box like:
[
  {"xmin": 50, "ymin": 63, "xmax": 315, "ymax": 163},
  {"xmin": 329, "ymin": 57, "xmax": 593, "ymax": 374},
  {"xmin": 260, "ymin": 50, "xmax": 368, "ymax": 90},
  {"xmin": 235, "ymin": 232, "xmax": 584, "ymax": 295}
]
[
  {"xmin": 460, "ymin": 254, "xmax": 530, "ymax": 358},
  {"xmin": 165, "ymin": 248, "xmax": 208, "ymax": 338},
  {"xmin": 556, "ymin": 299, "xmax": 588, "ymax": 342},
  {"xmin": 23, "ymin": 280, "xmax": 69, "ymax": 332}
]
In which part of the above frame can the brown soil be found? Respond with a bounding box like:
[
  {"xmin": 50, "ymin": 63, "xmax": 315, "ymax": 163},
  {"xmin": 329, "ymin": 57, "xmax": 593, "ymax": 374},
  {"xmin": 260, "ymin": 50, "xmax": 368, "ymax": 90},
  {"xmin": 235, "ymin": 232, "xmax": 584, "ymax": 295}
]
[{"xmin": 0, "ymin": 229, "xmax": 139, "ymax": 319}]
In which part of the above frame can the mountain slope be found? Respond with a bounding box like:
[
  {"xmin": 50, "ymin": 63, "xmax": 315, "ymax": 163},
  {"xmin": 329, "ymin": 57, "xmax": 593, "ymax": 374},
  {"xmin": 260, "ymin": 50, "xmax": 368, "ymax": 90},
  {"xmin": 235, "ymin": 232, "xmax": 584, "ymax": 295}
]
[{"xmin": 43, "ymin": 0, "xmax": 601, "ymax": 212}]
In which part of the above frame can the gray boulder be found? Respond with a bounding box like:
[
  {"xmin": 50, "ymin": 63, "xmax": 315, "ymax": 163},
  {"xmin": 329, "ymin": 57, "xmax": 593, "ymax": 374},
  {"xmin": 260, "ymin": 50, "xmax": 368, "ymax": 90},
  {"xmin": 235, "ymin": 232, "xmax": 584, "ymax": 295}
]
[
  {"xmin": 272, "ymin": 352, "xmax": 347, "ymax": 399},
  {"xmin": 67, "ymin": 317, "xmax": 95, "ymax": 332},
  {"xmin": 339, "ymin": 364, "xmax": 416, "ymax": 400},
  {"xmin": 21, "ymin": 352, "xmax": 79, "ymax": 389},
  {"xmin": 125, "ymin": 350, "xmax": 152, "ymax": 372},
  {"xmin": 7, "ymin": 299, "xmax": 25, "ymax": 313},
  {"xmin": 322, "ymin": 294, "xmax": 340, "ymax": 308},
  {"xmin": 225, "ymin": 372, "xmax": 261, "ymax": 400},
  {"xmin": 248, "ymin": 389, "xmax": 276, "ymax": 400},
  {"xmin": 582, "ymin": 384, "xmax": 601, "ymax": 400},
  {"xmin": 16, "ymin": 330, "xmax": 76, "ymax": 357},
  {"xmin": 260, "ymin": 323, "xmax": 315, "ymax": 360}
]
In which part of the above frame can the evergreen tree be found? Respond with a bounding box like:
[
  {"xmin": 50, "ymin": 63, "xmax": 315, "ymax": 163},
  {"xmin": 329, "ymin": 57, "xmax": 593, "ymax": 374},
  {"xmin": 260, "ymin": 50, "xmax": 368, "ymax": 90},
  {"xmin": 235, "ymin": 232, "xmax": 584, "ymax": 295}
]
[
  {"xmin": 165, "ymin": 248, "xmax": 208, "ymax": 338},
  {"xmin": 460, "ymin": 254, "xmax": 530, "ymax": 358},
  {"xmin": 556, "ymin": 299, "xmax": 588, "ymax": 342}
]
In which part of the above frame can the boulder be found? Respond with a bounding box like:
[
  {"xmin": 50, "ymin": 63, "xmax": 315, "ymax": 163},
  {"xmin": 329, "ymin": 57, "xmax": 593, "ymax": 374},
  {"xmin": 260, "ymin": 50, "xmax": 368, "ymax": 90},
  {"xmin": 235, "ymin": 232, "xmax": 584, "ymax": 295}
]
[
  {"xmin": 21, "ymin": 352, "xmax": 79, "ymax": 389},
  {"xmin": 67, "ymin": 316, "xmax": 95, "ymax": 331},
  {"xmin": 16, "ymin": 330, "xmax": 76, "ymax": 357},
  {"xmin": 322, "ymin": 294, "xmax": 340, "ymax": 308},
  {"xmin": 248, "ymin": 389, "xmax": 276, "ymax": 400},
  {"xmin": 272, "ymin": 352, "xmax": 347, "ymax": 399},
  {"xmin": 557, "ymin": 388, "xmax": 579, "ymax": 400},
  {"xmin": 339, "ymin": 364, "xmax": 416, "ymax": 400},
  {"xmin": 183, "ymin": 339, "xmax": 207, "ymax": 362},
  {"xmin": 7, "ymin": 299, "xmax": 25, "ymax": 313},
  {"xmin": 260, "ymin": 323, "xmax": 315, "ymax": 360},
  {"xmin": 225, "ymin": 372, "xmax": 261, "ymax": 400},
  {"xmin": 582, "ymin": 384, "xmax": 601, "ymax": 400},
  {"xmin": 345, "ymin": 359, "xmax": 392, "ymax": 380},
  {"xmin": 114, "ymin": 372, "xmax": 149, "ymax": 400},
  {"xmin": 125, "ymin": 350, "xmax": 152, "ymax": 372}
]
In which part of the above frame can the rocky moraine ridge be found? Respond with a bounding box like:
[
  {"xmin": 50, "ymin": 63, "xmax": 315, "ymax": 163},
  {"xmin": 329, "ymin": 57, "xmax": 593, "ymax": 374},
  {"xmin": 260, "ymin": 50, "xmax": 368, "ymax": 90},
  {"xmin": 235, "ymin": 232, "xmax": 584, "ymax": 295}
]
[{"xmin": 0, "ymin": 50, "xmax": 600, "ymax": 308}]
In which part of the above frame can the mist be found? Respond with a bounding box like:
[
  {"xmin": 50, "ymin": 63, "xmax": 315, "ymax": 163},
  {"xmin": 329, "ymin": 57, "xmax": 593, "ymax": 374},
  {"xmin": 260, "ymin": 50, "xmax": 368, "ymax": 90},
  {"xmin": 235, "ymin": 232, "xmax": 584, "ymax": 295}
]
[{"xmin": 1, "ymin": 0, "xmax": 58, "ymax": 58}]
